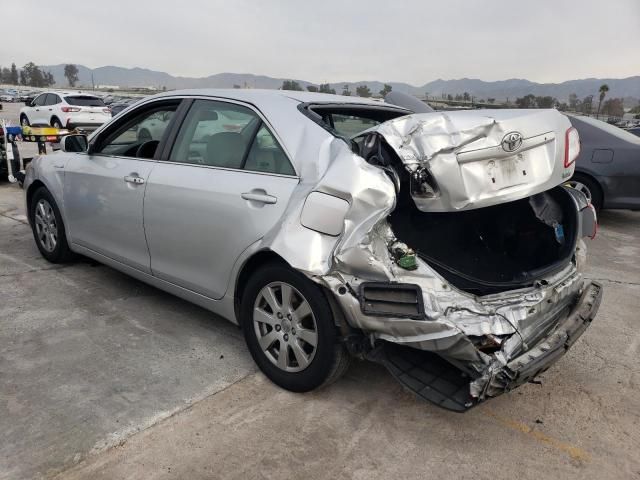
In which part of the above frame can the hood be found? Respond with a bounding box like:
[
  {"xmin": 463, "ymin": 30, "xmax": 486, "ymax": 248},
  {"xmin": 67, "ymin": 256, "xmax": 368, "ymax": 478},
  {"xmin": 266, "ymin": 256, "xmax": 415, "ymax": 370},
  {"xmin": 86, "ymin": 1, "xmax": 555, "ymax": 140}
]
[{"xmin": 370, "ymin": 109, "xmax": 576, "ymax": 211}]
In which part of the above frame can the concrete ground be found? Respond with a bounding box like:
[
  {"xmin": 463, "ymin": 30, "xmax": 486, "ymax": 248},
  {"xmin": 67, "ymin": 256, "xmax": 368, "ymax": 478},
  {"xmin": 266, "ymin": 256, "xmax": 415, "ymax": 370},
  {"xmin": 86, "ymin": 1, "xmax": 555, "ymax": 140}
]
[{"xmin": 0, "ymin": 121, "xmax": 639, "ymax": 478}]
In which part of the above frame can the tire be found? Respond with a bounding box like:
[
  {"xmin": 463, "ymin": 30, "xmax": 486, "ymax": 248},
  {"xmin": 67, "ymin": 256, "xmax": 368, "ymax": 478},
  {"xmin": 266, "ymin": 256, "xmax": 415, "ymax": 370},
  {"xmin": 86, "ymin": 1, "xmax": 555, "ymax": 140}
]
[
  {"xmin": 241, "ymin": 262, "xmax": 350, "ymax": 392},
  {"xmin": 20, "ymin": 115, "xmax": 30, "ymax": 127},
  {"xmin": 29, "ymin": 187, "xmax": 74, "ymax": 263},
  {"xmin": 51, "ymin": 117, "xmax": 63, "ymax": 129},
  {"xmin": 566, "ymin": 173, "xmax": 603, "ymax": 211}
]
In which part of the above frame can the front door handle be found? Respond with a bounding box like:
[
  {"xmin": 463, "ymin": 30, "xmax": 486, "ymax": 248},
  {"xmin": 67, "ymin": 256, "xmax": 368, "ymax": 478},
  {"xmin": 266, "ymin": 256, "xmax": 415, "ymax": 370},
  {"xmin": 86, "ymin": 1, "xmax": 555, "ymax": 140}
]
[
  {"xmin": 124, "ymin": 175, "xmax": 145, "ymax": 185},
  {"xmin": 241, "ymin": 191, "xmax": 277, "ymax": 204}
]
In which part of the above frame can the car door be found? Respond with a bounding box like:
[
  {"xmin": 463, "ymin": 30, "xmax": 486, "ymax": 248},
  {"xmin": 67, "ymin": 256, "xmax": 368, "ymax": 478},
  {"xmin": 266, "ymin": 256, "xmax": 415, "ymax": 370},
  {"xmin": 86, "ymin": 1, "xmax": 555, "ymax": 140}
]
[
  {"xmin": 29, "ymin": 94, "xmax": 48, "ymax": 125},
  {"xmin": 43, "ymin": 93, "xmax": 60, "ymax": 125},
  {"xmin": 63, "ymin": 99, "xmax": 182, "ymax": 273},
  {"xmin": 144, "ymin": 98, "xmax": 299, "ymax": 299}
]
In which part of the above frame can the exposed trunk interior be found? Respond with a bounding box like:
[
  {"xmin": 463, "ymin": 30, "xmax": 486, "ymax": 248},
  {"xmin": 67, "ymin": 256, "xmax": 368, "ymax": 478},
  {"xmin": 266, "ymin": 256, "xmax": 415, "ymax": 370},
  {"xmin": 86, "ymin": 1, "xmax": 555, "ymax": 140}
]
[{"xmin": 389, "ymin": 185, "xmax": 577, "ymax": 295}]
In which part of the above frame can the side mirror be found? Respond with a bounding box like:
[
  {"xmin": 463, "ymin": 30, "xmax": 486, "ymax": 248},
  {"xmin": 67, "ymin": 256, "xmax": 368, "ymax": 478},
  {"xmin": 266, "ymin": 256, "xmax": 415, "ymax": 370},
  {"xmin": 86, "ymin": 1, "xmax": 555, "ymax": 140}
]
[{"xmin": 61, "ymin": 134, "xmax": 89, "ymax": 153}]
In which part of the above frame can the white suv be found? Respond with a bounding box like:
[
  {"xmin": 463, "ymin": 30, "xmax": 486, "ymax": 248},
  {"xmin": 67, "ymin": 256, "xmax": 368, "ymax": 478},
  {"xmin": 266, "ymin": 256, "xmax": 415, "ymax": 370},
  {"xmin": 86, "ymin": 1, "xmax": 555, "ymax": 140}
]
[{"xmin": 19, "ymin": 92, "xmax": 111, "ymax": 130}]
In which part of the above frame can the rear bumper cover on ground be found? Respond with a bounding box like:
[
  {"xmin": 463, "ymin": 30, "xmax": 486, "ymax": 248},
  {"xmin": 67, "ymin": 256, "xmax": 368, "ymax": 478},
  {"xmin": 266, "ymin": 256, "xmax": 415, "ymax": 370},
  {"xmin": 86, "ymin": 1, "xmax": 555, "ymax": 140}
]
[{"xmin": 370, "ymin": 281, "xmax": 603, "ymax": 411}]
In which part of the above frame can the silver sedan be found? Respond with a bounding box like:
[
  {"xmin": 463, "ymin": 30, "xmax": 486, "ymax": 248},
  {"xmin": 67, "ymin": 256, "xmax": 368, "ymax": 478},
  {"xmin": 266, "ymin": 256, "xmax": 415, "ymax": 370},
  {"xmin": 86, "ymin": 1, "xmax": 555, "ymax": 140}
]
[{"xmin": 24, "ymin": 90, "xmax": 601, "ymax": 411}]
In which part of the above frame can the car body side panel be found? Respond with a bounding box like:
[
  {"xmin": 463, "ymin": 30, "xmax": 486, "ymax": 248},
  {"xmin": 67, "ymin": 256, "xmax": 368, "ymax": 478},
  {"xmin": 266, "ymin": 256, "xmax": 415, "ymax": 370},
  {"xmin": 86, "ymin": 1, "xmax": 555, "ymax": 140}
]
[
  {"xmin": 143, "ymin": 163, "xmax": 298, "ymax": 299},
  {"xmin": 63, "ymin": 154, "xmax": 155, "ymax": 273}
]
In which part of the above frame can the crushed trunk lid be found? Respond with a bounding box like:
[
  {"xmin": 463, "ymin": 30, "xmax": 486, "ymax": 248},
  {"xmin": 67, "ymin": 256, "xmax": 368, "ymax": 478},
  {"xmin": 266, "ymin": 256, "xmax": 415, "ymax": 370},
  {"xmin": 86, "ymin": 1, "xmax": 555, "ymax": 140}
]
[{"xmin": 368, "ymin": 109, "xmax": 576, "ymax": 212}]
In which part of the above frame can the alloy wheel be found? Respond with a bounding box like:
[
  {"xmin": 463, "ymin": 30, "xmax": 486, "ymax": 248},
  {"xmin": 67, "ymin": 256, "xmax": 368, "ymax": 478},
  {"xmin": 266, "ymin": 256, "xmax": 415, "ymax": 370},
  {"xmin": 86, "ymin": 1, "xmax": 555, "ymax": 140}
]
[
  {"xmin": 565, "ymin": 180, "xmax": 592, "ymax": 204},
  {"xmin": 34, "ymin": 199, "xmax": 58, "ymax": 252},
  {"xmin": 253, "ymin": 281, "xmax": 318, "ymax": 372}
]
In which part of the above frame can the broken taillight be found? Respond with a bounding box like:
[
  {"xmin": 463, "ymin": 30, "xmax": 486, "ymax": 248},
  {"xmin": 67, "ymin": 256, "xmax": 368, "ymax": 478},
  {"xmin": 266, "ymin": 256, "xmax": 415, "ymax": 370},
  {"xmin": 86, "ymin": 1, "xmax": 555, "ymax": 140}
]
[{"xmin": 564, "ymin": 127, "xmax": 580, "ymax": 168}]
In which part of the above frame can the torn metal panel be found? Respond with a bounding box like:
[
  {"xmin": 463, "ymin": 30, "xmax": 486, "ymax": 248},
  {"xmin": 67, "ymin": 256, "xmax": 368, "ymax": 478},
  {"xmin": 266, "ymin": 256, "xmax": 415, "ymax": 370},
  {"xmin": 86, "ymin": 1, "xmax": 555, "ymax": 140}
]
[{"xmin": 370, "ymin": 109, "xmax": 576, "ymax": 211}]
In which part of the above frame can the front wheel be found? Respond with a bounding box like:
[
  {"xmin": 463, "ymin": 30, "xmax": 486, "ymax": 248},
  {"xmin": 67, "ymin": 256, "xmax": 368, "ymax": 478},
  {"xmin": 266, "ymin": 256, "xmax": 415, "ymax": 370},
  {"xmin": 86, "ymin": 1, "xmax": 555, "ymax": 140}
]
[
  {"xmin": 51, "ymin": 118, "xmax": 63, "ymax": 129},
  {"xmin": 241, "ymin": 263, "xmax": 350, "ymax": 392},
  {"xmin": 30, "ymin": 187, "xmax": 74, "ymax": 263},
  {"xmin": 20, "ymin": 115, "xmax": 30, "ymax": 127}
]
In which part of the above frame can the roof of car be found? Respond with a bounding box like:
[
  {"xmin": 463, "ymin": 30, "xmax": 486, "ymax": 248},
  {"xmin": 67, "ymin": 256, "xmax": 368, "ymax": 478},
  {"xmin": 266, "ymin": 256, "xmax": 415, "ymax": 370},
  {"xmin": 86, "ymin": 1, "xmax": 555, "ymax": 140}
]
[{"xmin": 151, "ymin": 88, "xmax": 402, "ymax": 108}]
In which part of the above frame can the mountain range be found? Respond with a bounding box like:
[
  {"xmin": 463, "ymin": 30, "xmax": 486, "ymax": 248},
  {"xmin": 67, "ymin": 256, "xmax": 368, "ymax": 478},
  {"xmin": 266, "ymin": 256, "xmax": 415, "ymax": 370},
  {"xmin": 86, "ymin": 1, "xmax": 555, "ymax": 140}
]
[{"xmin": 43, "ymin": 64, "xmax": 640, "ymax": 103}]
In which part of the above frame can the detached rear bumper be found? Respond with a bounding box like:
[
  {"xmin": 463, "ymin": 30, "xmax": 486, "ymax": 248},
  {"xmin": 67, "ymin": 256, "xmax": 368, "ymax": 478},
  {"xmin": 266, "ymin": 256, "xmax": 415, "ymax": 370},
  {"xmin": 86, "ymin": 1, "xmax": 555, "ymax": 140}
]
[{"xmin": 371, "ymin": 281, "xmax": 603, "ymax": 411}]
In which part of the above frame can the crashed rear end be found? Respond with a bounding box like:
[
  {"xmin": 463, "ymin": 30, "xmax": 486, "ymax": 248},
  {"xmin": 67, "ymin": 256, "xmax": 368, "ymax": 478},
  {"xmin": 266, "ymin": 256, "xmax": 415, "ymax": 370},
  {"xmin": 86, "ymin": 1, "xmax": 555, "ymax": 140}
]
[{"xmin": 266, "ymin": 106, "xmax": 601, "ymax": 411}]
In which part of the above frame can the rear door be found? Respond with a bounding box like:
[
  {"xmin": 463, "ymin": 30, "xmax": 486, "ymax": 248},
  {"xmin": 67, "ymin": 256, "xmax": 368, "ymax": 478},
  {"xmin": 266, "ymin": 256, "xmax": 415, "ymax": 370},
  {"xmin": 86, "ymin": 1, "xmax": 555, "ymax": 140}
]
[
  {"xmin": 63, "ymin": 99, "xmax": 182, "ymax": 272},
  {"xmin": 144, "ymin": 98, "xmax": 298, "ymax": 299}
]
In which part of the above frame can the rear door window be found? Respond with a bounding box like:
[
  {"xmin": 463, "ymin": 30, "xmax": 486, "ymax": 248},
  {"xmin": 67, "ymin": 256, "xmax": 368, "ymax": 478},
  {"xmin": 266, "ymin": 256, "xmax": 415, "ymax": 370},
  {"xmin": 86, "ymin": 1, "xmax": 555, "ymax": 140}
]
[
  {"xmin": 169, "ymin": 99, "xmax": 257, "ymax": 168},
  {"xmin": 64, "ymin": 96, "xmax": 105, "ymax": 107},
  {"xmin": 44, "ymin": 94, "xmax": 60, "ymax": 106}
]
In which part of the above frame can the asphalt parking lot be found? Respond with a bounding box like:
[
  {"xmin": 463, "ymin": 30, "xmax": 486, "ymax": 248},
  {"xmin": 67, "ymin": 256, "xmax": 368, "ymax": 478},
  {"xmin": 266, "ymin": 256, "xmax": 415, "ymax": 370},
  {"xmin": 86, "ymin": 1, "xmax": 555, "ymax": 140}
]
[{"xmin": 1, "ymin": 102, "xmax": 640, "ymax": 479}]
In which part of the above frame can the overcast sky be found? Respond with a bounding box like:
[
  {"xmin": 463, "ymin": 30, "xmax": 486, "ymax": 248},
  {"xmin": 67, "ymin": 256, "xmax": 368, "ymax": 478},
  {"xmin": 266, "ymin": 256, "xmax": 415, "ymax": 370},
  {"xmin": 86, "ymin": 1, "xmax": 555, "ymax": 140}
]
[{"xmin": 2, "ymin": 0, "xmax": 639, "ymax": 85}]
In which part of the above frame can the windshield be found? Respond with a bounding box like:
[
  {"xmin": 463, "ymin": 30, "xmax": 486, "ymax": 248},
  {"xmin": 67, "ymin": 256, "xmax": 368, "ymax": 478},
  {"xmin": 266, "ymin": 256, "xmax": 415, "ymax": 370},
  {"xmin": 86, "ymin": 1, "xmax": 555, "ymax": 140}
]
[{"xmin": 64, "ymin": 96, "xmax": 105, "ymax": 107}]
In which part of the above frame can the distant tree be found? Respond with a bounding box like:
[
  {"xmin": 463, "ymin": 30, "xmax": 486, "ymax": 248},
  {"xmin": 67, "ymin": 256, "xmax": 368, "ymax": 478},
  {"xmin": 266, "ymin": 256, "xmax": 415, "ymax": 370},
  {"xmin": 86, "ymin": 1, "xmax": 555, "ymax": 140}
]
[
  {"xmin": 233, "ymin": 84, "xmax": 241, "ymax": 89},
  {"xmin": 44, "ymin": 71, "xmax": 55, "ymax": 87},
  {"xmin": 568, "ymin": 93, "xmax": 579, "ymax": 110},
  {"xmin": 64, "ymin": 64, "xmax": 79, "ymax": 87},
  {"xmin": 535, "ymin": 96, "xmax": 556, "ymax": 108},
  {"xmin": 629, "ymin": 105, "xmax": 640, "ymax": 114},
  {"xmin": 454, "ymin": 94, "xmax": 462, "ymax": 101},
  {"xmin": 161, "ymin": 86, "xmax": 167, "ymax": 92},
  {"xmin": 281, "ymin": 80, "xmax": 303, "ymax": 91},
  {"xmin": 356, "ymin": 85, "xmax": 372, "ymax": 97},
  {"xmin": 596, "ymin": 84, "xmax": 609, "ymax": 117},
  {"xmin": 379, "ymin": 83, "xmax": 392, "ymax": 97},
  {"xmin": 601, "ymin": 97, "xmax": 624, "ymax": 117},
  {"xmin": 447, "ymin": 94, "xmax": 453, "ymax": 101},
  {"xmin": 306, "ymin": 85, "xmax": 318, "ymax": 92},
  {"xmin": 318, "ymin": 83, "xmax": 336, "ymax": 94},
  {"xmin": 9, "ymin": 63, "xmax": 19, "ymax": 85},
  {"xmin": 463, "ymin": 92, "xmax": 470, "ymax": 102},
  {"xmin": 558, "ymin": 103, "xmax": 569, "ymax": 111},
  {"xmin": 0, "ymin": 67, "xmax": 9, "ymax": 84},
  {"xmin": 342, "ymin": 84, "xmax": 351, "ymax": 96},
  {"xmin": 515, "ymin": 94, "xmax": 537, "ymax": 108},
  {"xmin": 487, "ymin": 98, "xmax": 495, "ymax": 104},
  {"xmin": 19, "ymin": 70, "xmax": 26, "ymax": 85},
  {"xmin": 582, "ymin": 95, "xmax": 593, "ymax": 114}
]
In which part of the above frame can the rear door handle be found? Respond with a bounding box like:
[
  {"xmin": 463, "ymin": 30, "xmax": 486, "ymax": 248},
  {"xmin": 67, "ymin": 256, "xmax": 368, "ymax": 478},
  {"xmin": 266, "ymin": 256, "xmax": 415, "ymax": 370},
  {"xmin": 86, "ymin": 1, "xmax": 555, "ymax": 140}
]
[
  {"xmin": 124, "ymin": 175, "xmax": 145, "ymax": 185},
  {"xmin": 241, "ymin": 191, "xmax": 277, "ymax": 204}
]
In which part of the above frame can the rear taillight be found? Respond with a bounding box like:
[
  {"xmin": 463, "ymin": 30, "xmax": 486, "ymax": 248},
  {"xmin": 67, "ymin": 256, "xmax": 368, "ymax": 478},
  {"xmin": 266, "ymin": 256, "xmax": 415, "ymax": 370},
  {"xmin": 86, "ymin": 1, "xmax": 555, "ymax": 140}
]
[
  {"xmin": 564, "ymin": 127, "xmax": 580, "ymax": 168},
  {"xmin": 103, "ymin": 107, "xmax": 111, "ymax": 114},
  {"xmin": 61, "ymin": 106, "xmax": 81, "ymax": 113}
]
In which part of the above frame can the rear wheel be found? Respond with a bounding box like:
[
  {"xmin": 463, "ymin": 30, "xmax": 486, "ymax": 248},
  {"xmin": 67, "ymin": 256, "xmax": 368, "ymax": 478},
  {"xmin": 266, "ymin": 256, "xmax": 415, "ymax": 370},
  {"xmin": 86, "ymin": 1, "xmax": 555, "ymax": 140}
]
[
  {"xmin": 566, "ymin": 173, "xmax": 603, "ymax": 211},
  {"xmin": 30, "ymin": 187, "xmax": 74, "ymax": 263},
  {"xmin": 241, "ymin": 263, "xmax": 350, "ymax": 392},
  {"xmin": 51, "ymin": 117, "xmax": 63, "ymax": 129}
]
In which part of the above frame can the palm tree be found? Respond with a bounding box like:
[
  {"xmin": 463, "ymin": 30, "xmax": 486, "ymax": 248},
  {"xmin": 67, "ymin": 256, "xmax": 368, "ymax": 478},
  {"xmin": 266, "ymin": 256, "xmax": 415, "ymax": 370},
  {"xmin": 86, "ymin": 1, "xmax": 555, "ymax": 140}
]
[{"xmin": 597, "ymin": 84, "xmax": 609, "ymax": 117}]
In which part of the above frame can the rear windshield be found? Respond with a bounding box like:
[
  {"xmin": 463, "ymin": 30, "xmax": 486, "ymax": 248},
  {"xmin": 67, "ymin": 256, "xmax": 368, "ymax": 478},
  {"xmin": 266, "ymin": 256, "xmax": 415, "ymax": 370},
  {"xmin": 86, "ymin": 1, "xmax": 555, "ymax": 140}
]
[{"xmin": 64, "ymin": 96, "xmax": 105, "ymax": 107}]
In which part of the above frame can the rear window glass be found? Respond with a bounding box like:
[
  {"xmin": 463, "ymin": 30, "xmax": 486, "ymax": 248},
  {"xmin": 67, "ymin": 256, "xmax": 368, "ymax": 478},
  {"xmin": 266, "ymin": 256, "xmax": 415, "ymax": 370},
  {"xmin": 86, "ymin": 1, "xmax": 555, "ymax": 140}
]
[{"xmin": 64, "ymin": 96, "xmax": 105, "ymax": 107}]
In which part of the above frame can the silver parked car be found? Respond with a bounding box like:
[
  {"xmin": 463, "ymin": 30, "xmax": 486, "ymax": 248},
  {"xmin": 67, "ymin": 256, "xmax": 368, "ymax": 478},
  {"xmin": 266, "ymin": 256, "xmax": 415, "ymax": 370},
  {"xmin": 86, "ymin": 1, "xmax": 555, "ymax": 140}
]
[{"xmin": 24, "ymin": 90, "xmax": 601, "ymax": 411}]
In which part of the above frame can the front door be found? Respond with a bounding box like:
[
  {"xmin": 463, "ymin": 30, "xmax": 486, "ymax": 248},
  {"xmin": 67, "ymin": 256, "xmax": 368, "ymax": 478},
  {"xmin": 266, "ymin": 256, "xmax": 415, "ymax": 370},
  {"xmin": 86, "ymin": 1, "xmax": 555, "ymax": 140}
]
[
  {"xmin": 143, "ymin": 99, "xmax": 299, "ymax": 298},
  {"xmin": 64, "ymin": 100, "xmax": 181, "ymax": 273}
]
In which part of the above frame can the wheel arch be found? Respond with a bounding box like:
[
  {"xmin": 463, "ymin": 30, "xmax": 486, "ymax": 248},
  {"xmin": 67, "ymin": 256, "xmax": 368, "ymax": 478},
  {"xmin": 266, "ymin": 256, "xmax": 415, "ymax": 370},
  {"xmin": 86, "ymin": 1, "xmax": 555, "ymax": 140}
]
[
  {"xmin": 26, "ymin": 179, "xmax": 47, "ymax": 224},
  {"xmin": 233, "ymin": 250, "xmax": 289, "ymax": 322},
  {"xmin": 572, "ymin": 169, "xmax": 605, "ymax": 207},
  {"xmin": 50, "ymin": 115, "xmax": 62, "ymax": 127}
]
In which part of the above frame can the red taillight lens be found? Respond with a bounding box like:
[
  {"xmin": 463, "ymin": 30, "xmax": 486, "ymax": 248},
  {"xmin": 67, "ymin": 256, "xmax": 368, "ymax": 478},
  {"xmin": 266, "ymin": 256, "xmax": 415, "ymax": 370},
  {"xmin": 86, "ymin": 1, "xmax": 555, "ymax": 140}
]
[
  {"xmin": 564, "ymin": 127, "xmax": 580, "ymax": 168},
  {"xmin": 61, "ymin": 106, "xmax": 81, "ymax": 113},
  {"xmin": 103, "ymin": 107, "xmax": 111, "ymax": 114}
]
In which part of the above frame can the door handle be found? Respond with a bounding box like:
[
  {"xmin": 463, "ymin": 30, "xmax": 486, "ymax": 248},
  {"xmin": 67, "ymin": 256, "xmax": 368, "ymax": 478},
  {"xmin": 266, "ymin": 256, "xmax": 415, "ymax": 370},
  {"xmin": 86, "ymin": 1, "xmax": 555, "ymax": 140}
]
[
  {"xmin": 241, "ymin": 191, "xmax": 277, "ymax": 204},
  {"xmin": 124, "ymin": 175, "xmax": 145, "ymax": 185}
]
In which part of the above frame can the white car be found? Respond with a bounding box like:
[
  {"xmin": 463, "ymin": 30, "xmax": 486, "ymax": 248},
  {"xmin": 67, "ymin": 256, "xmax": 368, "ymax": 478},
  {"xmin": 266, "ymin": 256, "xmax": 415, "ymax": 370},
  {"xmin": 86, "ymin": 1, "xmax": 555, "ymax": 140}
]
[{"xmin": 19, "ymin": 92, "xmax": 111, "ymax": 130}]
